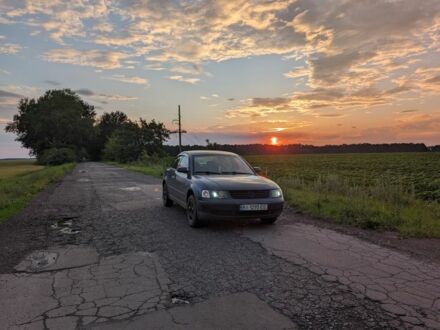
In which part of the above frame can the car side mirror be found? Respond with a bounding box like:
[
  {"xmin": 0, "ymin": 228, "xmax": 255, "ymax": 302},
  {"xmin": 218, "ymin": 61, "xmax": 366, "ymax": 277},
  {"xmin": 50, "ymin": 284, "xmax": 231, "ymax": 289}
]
[
  {"xmin": 253, "ymin": 166, "xmax": 262, "ymax": 174},
  {"xmin": 177, "ymin": 166, "xmax": 188, "ymax": 173}
]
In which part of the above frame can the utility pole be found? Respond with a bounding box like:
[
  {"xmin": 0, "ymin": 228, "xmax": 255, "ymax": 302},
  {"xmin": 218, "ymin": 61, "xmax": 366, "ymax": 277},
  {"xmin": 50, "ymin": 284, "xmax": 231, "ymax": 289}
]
[
  {"xmin": 171, "ymin": 104, "xmax": 187, "ymax": 153},
  {"xmin": 178, "ymin": 105, "xmax": 182, "ymax": 152}
]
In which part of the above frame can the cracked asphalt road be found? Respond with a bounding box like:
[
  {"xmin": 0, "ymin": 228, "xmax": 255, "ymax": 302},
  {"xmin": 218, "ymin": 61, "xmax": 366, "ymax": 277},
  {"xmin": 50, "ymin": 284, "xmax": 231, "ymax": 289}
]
[{"xmin": 0, "ymin": 162, "xmax": 439, "ymax": 329}]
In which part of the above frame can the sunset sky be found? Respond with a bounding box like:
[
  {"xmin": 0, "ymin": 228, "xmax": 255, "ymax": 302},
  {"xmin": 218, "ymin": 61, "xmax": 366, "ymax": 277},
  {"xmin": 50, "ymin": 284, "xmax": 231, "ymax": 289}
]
[{"xmin": 1, "ymin": 0, "xmax": 440, "ymax": 157}]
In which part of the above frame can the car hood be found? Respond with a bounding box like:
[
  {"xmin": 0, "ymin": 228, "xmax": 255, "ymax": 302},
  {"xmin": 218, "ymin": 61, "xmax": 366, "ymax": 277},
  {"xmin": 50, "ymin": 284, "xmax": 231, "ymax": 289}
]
[{"xmin": 193, "ymin": 174, "xmax": 279, "ymax": 191}]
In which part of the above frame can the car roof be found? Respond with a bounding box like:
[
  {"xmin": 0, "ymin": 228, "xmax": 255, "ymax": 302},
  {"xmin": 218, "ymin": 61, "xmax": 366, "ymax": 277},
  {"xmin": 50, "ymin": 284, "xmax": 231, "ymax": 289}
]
[{"xmin": 178, "ymin": 150, "xmax": 238, "ymax": 156}]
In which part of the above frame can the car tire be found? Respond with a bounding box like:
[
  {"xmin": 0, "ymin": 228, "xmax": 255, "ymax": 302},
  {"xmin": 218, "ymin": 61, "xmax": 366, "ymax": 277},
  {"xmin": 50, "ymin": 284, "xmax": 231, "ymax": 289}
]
[
  {"xmin": 261, "ymin": 217, "xmax": 278, "ymax": 224},
  {"xmin": 162, "ymin": 183, "xmax": 173, "ymax": 207},
  {"xmin": 186, "ymin": 195, "xmax": 202, "ymax": 228}
]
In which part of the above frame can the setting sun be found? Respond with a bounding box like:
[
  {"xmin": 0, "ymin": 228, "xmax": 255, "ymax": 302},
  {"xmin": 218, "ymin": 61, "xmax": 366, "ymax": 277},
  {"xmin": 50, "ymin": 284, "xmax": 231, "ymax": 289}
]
[{"xmin": 271, "ymin": 137, "xmax": 278, "ymax": 145}]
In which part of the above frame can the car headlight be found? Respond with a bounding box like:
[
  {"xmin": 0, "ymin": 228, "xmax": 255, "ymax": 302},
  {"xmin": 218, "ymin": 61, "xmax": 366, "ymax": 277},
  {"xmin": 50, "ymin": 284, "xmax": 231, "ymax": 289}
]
[
  {"xmin": 270, "ymin": 189, "xmax": 283, "ymax": 198},
  {"xmin": 201, "ymin": 190, "xmax": 228, "ymax": 199}
]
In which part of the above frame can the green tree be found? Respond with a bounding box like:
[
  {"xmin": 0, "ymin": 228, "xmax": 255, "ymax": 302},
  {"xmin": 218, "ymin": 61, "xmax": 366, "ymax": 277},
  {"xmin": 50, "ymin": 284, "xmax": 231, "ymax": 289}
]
[
  {"xmin": 103, "ymin": 119, "xmax": 170, "ymax": 163},
  {"xmin": 89, "ymin": 111, "xmax": 129, "ymax": 160},
  {"xmin": 5, "ymin": 89, "xmax": 96, "ymax": 162},
  {"xmin": 138, "ymin": 119, "xmax": 170, "ymax": 156},
  {"xmin": 103, "ymin": 122, "xmax": 141, "ymax": 163}
]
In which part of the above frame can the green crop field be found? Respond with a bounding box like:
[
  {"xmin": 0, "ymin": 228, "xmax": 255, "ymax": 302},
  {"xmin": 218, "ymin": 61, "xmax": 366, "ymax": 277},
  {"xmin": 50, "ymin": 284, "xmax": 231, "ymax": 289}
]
[
  {"xmin": 246, "ymin": 153, "xmax": 440, "ymax": 238},
  {"xmin": 0, "ymin": 160, "xmax": 74, "ymax": 223},
  {"xmin": 0, "ymin": 159, "xmax": 44, "ymax": 179}
]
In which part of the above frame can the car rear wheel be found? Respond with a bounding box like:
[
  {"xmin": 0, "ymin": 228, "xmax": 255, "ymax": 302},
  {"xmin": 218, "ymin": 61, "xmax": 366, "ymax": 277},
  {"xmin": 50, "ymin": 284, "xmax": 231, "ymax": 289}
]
[
  {"xmin": 186, "ymin": 195, "xmax": 202, "ymax": 227},
  {"xmin": 261, "ymin": 217, "xmax": 278, "ymax": 224},
  {"xmin": 162, "ymin": 183, "xmax": 173, "ymax": 207}
]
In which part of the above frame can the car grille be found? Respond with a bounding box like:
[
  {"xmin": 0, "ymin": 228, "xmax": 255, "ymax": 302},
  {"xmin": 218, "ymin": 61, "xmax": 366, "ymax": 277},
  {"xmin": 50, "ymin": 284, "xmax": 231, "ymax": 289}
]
[{"xmin": 229, "ymin": 190, "xmax": 270, "ymax": 199}]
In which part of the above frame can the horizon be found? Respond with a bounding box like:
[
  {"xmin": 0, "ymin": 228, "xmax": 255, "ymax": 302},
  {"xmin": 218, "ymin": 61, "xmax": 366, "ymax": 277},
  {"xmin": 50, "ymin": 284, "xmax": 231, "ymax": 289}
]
[{"xmin": 1, "ymin": 1, "xmax": 440, "ymax": 158}]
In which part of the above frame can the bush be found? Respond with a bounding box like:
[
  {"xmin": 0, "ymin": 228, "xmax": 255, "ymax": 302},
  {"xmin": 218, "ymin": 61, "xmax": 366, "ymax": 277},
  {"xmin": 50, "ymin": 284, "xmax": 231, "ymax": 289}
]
[{"xmin": 37, "ymin": 147, "xmax": 77, "ymax": 165}]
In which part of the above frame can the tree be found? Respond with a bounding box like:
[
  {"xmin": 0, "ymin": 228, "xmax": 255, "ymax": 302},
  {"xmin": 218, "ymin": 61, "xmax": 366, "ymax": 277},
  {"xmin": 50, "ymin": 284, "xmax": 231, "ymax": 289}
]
[
  {"xmin": 103, "ymin": 118, "xmax": 170, "ymax": 163},
  {"xmin": 138, "ymin": 119, "xmax": 170, "ymax": 156},
  {"xmin": 89, "ymin": 111, "xmax": 129, "ymax": 160},
  {"xmin": 103, "ymin": 122, "xmax": 141, "ymax": 163},
  {"xmin": 5, "ymin": 89, "xmax": 96, "ymax": 161}
]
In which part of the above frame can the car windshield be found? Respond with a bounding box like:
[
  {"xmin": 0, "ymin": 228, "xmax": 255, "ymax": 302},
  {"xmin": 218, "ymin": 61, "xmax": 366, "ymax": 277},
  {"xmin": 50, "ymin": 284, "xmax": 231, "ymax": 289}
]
[{"xmin": 193, "ymin": 154, "xmax": 254, "ymax": 175}]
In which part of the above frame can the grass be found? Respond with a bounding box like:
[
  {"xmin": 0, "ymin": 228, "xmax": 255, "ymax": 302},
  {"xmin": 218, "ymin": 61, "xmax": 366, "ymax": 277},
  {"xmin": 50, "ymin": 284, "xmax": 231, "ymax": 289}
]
[
  {"xmin": 108, "ymin": 157, "xmax": 172, "ymax": 178},
  {"xmin": 246, "ymin": 153, "xmax": 440, "ymax": 238},
  {"xmin": 0, "ymin": 160, "xmax": 75, "ymax": 223}
]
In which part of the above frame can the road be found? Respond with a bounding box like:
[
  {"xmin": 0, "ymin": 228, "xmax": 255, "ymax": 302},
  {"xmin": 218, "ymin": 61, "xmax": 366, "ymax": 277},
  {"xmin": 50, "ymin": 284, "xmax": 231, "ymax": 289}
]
[{"xmin": 0, "ymin": 162, "xmax": 439, "ymax": 329}]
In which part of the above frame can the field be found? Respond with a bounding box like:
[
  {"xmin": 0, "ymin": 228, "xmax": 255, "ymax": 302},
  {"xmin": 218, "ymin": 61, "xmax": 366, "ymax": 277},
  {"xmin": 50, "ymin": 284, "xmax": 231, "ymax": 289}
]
[
  {"xmin": 246, "ymin": 153, "xmax": 440, "ymax": 237},
  {"xmin": 0, "ymin": 160, "xmax": 74, "ymax": 223},
  {"xmin": 0, "ymin": 160, "xmax": 44, "ymax": 179}
]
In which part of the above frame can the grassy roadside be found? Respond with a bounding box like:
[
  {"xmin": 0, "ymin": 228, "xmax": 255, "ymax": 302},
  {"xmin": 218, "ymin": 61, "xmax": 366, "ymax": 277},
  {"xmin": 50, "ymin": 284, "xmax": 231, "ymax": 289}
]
[
  {"xmin": 280, "ymin": 178, "xmax": 440, "ymax": 238},
  {"xmin": 107, "ymin": 157, "xmax": 172, "ymax": 178},
  {"xmin": 0, "ymin": 162, "xmax": 75, "ymax": 223}
]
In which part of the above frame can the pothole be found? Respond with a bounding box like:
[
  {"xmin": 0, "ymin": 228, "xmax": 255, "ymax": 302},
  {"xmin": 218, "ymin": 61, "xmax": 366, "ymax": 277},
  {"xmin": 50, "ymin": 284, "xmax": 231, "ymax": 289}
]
[
  {"xmin": 51, "ymin": 217, "xmax": 81, "ymax": 235},
  {"xmin": 120, "ymin": 186, "xmax": 141, "ymax": 191},
  {"xmin": 170, "ymin": 293, "xmax": 191, "ymax": 305},
  {"xmin": 14, "ymin": 246, "xmax": 99, "ymax": 273},
  {"xmin": 15, "ymin": 251, "xmax": 58, "ymax": 272}
]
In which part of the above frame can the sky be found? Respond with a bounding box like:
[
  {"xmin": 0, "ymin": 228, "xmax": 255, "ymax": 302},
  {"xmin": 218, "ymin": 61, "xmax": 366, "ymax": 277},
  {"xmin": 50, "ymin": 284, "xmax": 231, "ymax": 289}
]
[{"xmin": 0, "ymin": 0, "xmax": 439, "ymax": 157}]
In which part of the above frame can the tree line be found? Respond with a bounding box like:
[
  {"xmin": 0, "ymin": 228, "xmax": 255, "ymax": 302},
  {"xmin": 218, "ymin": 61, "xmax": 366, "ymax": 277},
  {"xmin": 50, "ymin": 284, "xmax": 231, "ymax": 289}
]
[
  {"xmin": 5, "ymin": 89, "xmax": 170, "ymax": 164},
  {"xmin": 166, "ymin": 142, "xmax": 435, "ymax": 156}
]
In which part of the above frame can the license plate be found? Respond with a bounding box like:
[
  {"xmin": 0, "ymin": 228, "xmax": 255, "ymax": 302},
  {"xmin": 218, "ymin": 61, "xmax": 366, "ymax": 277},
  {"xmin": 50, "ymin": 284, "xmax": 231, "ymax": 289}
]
[{"xmin": 240, "ymin": 204, "xmax": 268, "ymax": 211}]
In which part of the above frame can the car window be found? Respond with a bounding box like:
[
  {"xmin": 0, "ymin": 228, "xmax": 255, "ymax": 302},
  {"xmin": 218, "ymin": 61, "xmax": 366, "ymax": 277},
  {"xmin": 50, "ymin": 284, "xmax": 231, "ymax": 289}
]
[
  {"xmin": 193, "ymin": 155, "xmax": 253, "ymax": 174},
  {"xmin": 178, "ymin": 155, "xmax": 189, "ymax": 169},
  {"xmin": 171, "ymin": 157, "xmax": 180, "ymax": 169}
]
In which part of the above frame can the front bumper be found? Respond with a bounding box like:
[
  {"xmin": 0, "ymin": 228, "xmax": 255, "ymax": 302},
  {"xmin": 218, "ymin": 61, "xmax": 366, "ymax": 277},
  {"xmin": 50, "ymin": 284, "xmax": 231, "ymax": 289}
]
[{"xmin": 197, "ymin": 197, "xmax": 284, "ymax": 219}]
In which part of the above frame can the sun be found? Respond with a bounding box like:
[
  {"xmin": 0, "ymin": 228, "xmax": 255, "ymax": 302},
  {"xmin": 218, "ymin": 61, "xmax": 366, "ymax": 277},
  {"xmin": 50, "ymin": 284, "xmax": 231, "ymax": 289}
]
[{"xmin": 271, "ymin": 136, "xmax": 278, "ymax": 145}]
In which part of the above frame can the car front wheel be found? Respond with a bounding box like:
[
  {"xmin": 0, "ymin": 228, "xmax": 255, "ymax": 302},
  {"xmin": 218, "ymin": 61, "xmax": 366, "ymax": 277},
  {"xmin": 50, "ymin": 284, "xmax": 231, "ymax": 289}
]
[{"xmin": 186, "ymin": 195, "xmax": 202, "ymax": 227}]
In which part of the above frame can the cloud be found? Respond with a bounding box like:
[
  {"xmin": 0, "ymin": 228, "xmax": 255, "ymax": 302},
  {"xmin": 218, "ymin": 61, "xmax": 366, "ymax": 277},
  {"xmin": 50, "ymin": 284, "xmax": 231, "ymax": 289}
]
[
  {"xmin": 75, "ymin": 89, "xmax": 95, "ymax": 96},
  {"xmin": 252, "ymin": 97, "xmax": 290, "ymax": 107},
  {"xmin": 73, "ymin": 88, "xmax": 137, "ymax": 102},
  {"xmin": 99, "ymin": 94, "xmax": 137, "ymax": 101},
  {"xmin": 169, "ymin": 63, "xmax": 204, "ymax": 76},
  {"xmin": 284, "ymin": 67, "xmax": 308, "ymax": 79},
  {"xmin": 0, "ymin": 43, "xmax": 21, "ymax": 54},
  {"xmin": 168, "ymin": 75, "xmax": 200, "ymax": 84},
  {"xmin": 2, "ymin": 0, "xmax": 440, "ymax": 132},
  {"xmin": 44, "ymin": 80, "xmax": 61, "ymax": 86},
  {"xmin": 0, "ymin": 85, "xmax": 40, "ymax": 106},
  {"xmin": 43, "ymin": 49, "xmax": 129, "ymax": 70},
  {"xmin": 104, "ymin": 75, "xmax": 149, "ymax": 86},
  {"xmin": 0, "ymin": 90, "xmax": 21, "ymax": 98},
  {"xmin": 144, "ymin": 63, "xmax": 166, "ymax": 71},
  {"xmin": 2, "ymin": 0, "xmax": 109, "ymax": 44}
]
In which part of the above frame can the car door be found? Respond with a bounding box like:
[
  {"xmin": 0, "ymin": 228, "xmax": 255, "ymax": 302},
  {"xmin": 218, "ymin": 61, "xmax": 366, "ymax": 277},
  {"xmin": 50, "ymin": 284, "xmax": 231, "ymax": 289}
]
[
  {"xmin": 166, "ymin": 156, "xmax": 180, "ymax": 200},
  {"xmin": 174, "ymin": 154, "xmax": 190, "ymax": 205}
]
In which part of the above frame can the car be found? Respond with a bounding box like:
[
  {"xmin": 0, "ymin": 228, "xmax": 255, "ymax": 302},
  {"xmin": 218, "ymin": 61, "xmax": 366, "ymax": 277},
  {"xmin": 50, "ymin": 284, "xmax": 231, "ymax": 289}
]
[{"xmin": 162, "ymin": 150, "xmax": 284, "ymax": 227}]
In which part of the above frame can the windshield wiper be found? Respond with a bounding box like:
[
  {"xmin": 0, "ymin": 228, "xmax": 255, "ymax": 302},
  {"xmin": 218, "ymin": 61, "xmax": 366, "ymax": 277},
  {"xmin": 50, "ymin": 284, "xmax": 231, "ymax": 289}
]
[
  {"xmin": 194, "ymin": 171, "xmax": 221, "ymax": 175},
  {"xmin": 220, "ymin": 171, "xmax": 252, "ymax": 175}
]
